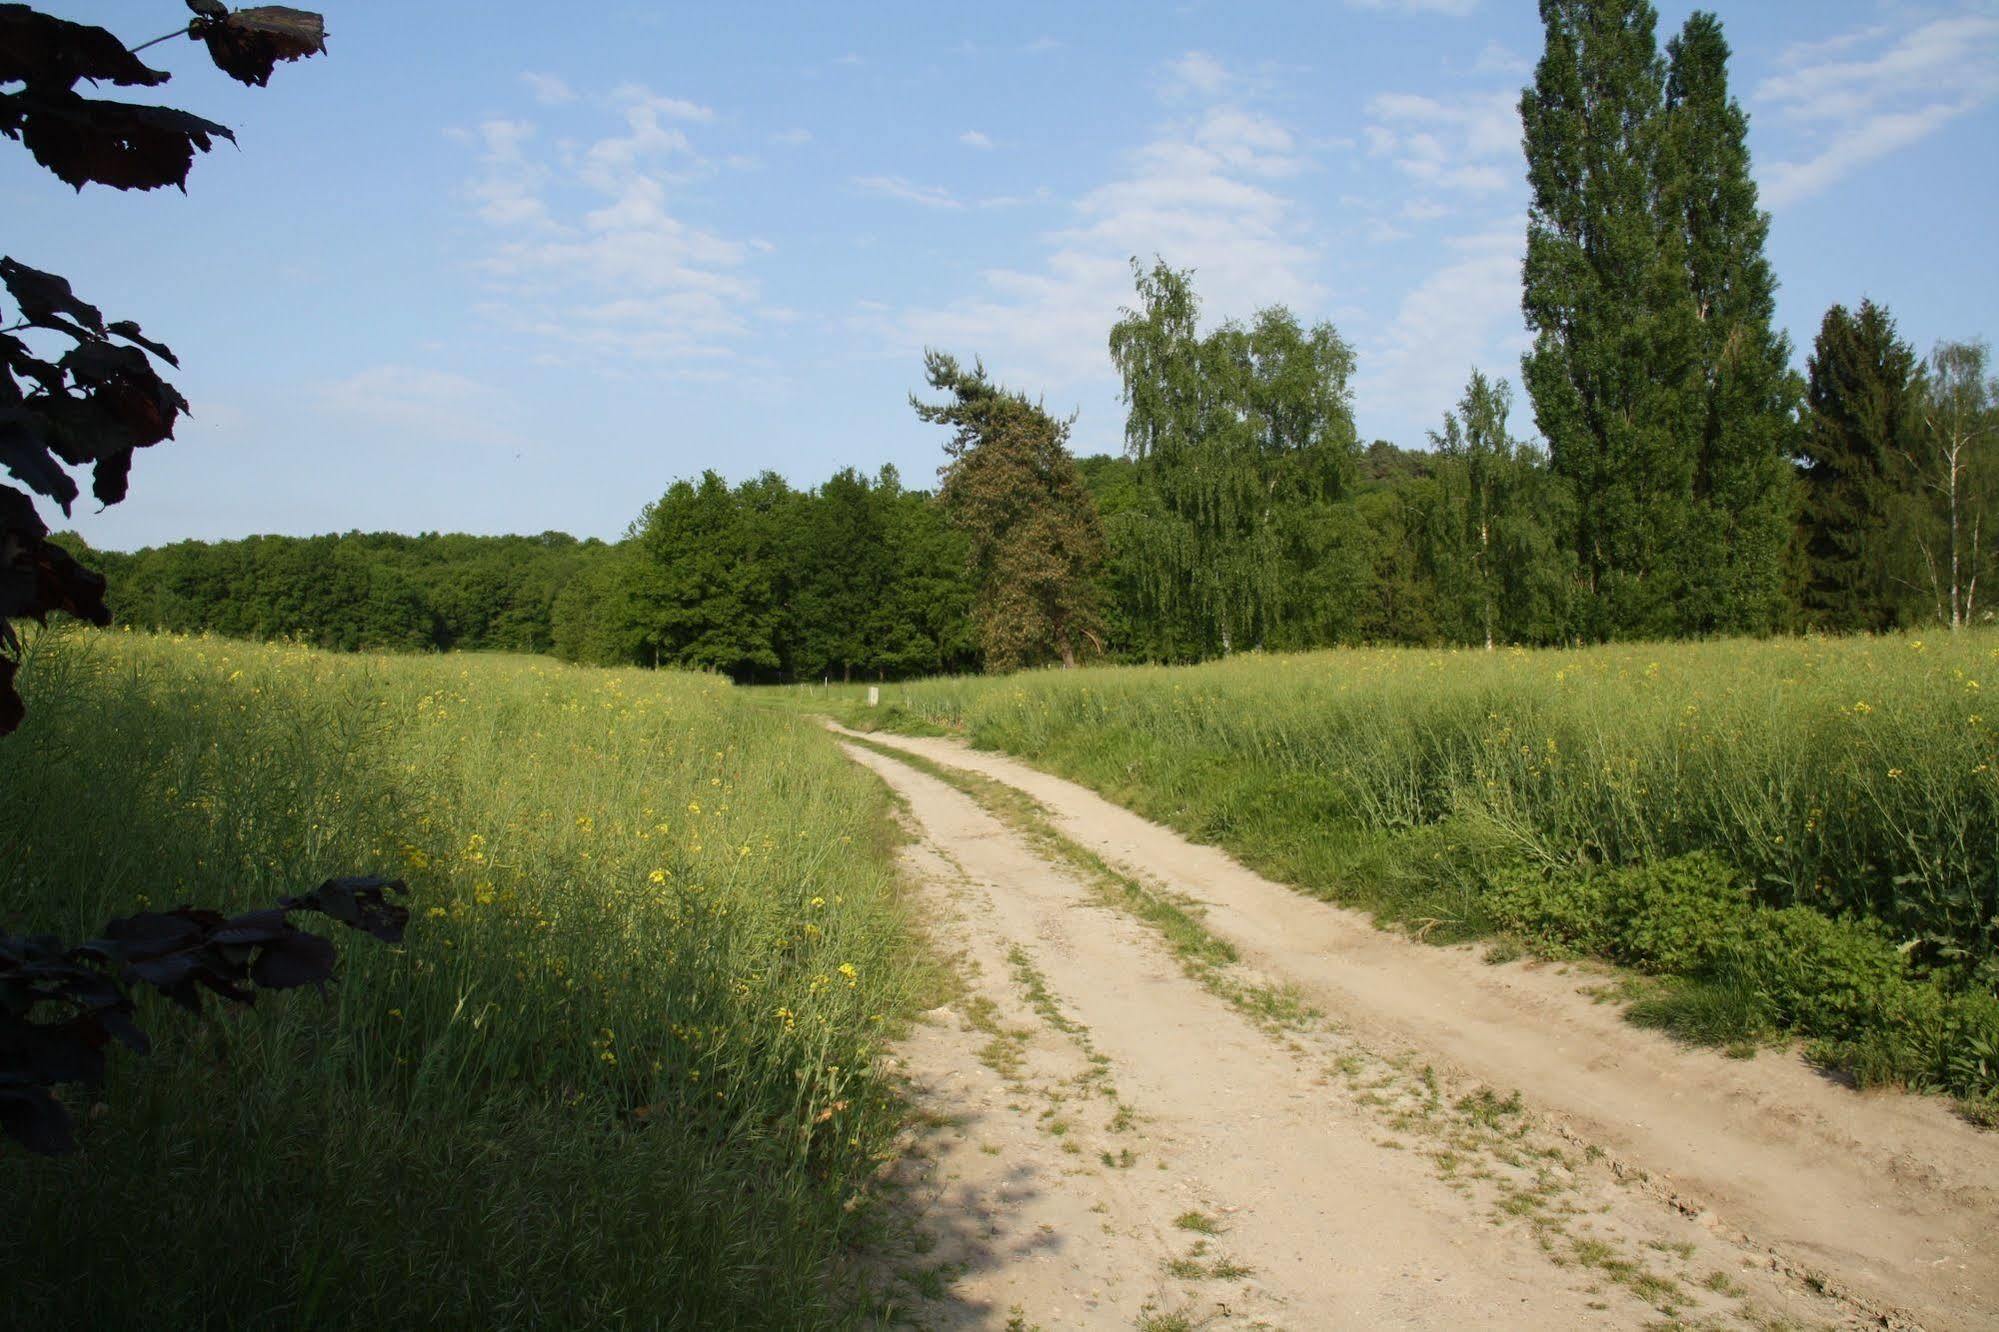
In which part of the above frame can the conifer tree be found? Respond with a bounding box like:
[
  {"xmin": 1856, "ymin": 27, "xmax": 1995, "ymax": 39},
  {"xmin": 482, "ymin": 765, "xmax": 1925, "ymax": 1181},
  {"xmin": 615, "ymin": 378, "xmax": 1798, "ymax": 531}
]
[
  {"xmin": 913, "ymin": 352, "xmax": 1105, "ymax": 672},
  {"xmin": 1796, "ymin": 301, "xmax": 1922, "ymax": 631},
  {"xmin": 1662, "ymin": 11, "xmax": 1799, "ymax": 633},
  {"xmin": 1522, "ymin": 0, "xmax": 1698, "ymax": 638}
]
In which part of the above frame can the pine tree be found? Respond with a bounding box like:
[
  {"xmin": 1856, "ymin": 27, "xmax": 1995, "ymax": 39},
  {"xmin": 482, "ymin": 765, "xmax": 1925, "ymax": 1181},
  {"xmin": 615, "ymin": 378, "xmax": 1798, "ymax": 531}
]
[
  {"xmin": 1521, "ymin": 0, "xmax": 1700, "ymax": 637},
  {"xmin": 1796, "ymin": 301, "xmax": 1922, "ymax": 632},
  {"xmin": 913, "ymin": 352, "xmax": 1106, "ymax": 672},
  {"xmin": 1662, "ymin": 11, "xmax": 1800, "ymax": 634}
]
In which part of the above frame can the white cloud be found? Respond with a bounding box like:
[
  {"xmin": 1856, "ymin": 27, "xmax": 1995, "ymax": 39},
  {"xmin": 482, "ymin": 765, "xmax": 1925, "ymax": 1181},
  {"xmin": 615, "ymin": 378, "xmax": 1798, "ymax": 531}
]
[
  {"xmin": 465, "ymin": 119, "xmax": 553, "ymax": 229},
  {"xmin": 771, "ymin": 128, "xmax": 813, "ymax": 147},
  {"xmin": 1354, "ymin": 223, "xmax": 1527, "ymax": 440},
  {"xmin": 1163, "ymin": 50, "xmax": 1229, "ymax": 99},
  {"xmin": 456, "ymin": 84, "xmax": 761, "ymax": 366},
  {"xmin": 1348, "ymin": 0, "xmax": 1480, "ymax": 15},
  {"xmin": 1364, "ymin": 88, "xmax": 1520, "ymax": 193},
  {"xmin": 317, "ymin": 367, "xmax": 530, "ymax": 449},
  {"xmin": 867, "ymin": 55, "xmax": 1323, "ymax": 441},
  {"xmin": 853, "ymin": 175, "xmax": 964, "ymax": 209},
  {"xmin": 1472, "ymin": 41, "xmax": 1530, "ymax": 77},
  {"xmin": 520, "ymin": 72, "xmax": 575, "ymax": 106},
  {"xmin": 1758, "ymin": 14, "xmax": 1999, "ymax": 209},
  {"xmin": 959, "ymin": 130, "xmax": 995, "ymax": 149},
  {"xmin": 1773, "ymin": 24, "xmax": 1892, "ymax": 70}
]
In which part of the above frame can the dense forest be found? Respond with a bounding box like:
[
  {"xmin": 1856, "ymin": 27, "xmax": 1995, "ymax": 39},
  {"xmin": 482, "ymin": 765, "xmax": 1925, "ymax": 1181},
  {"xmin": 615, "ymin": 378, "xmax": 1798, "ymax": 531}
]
[{"xmin": 57, "ymin": 2, "xmax": 1999, "ymax": 681}]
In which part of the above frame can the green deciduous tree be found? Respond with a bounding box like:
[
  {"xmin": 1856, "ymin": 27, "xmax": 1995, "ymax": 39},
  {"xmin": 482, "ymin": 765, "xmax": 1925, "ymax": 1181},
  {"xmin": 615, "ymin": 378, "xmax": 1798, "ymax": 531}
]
[
  {"xmin": 1425, "ymin": 370, "xmax": 1573, "ymax": 648},
  {"xmin": 914, "ymin": 352, "xmax": 1105, "ymax": 672},
  {"xmin": 626, "ymin": 471, "xmax": 784, "ymax": 679},
  {"xmin": 1109, "ymin": 259, "xmax": 1357, "ymax": 655},
  {"xmin": 1907, "ymin": 341, "xmax": 1999, "ymax": 629}
]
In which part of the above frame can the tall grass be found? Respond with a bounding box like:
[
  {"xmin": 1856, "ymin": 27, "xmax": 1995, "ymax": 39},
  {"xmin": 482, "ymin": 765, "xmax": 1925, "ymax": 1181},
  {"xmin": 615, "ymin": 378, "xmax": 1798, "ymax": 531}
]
[
  {"xmin": 0, "ymin": 629, "xmax": 928, "ymax": 1327},
  {"xmin": 877, "ymin": 634, "xmax": 1999, "ymax": 963}
]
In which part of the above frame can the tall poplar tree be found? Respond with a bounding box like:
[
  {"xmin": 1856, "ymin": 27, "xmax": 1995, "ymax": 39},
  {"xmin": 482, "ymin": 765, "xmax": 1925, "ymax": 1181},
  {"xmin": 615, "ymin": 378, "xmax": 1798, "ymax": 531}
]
[
  {"xmin": 1795, "ymin": 301, "xmax": 1922, "ymax": 632},
  {"xmin": 913, "ymin": 352, "xmax": 1106, "ymax": 672},
  {"xmin": 1662, "ymin": 11, "xmax": 1799, "ymax": 633},
  {"xmin": 1522, "ymin": 0, "xmax": 1698, "ymax": 638}
]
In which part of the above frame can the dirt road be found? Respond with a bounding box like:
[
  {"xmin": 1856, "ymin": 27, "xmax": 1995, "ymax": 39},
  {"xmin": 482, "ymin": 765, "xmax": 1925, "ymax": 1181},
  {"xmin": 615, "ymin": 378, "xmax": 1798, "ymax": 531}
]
[{"xmin": 838, "ymin": 726, "xmax": 1999, "ymax": 1332}]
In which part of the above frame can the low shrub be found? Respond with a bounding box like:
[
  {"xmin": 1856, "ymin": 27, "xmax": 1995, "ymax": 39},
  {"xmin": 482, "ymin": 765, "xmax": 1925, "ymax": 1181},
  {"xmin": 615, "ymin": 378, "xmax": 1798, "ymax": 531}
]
[{"xmin": 1487, "ymin": 853, "xmax": 1999, "ymax": 1099}]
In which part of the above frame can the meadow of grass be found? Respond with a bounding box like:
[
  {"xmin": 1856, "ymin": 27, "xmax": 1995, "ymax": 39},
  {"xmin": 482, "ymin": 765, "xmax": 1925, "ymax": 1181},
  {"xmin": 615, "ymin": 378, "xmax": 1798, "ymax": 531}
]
[
  {"xmin": 0, "ymin": 628, "xmax": 932, "ymax": 1327},
  {"xmin": 855, "ymin": 633, "xmax": 1999, "ymax": 1105}
]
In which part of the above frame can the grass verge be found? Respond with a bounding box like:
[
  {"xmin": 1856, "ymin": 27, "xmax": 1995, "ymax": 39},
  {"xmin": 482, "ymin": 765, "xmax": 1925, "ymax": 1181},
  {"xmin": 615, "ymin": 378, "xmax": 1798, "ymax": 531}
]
[{"xmin": 1, "ymin": 628, "xmax": 931, "ymax": 1327}]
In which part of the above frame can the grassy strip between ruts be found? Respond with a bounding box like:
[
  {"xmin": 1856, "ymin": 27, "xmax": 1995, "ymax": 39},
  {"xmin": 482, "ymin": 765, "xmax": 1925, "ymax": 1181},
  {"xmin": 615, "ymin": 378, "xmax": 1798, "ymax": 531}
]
[
  {"xmin": 0, "ymin": 628, "xmax": 935, "ymax": 1328},
  {"xmin": 840, "ymin": 733, "xmax": 1317, "ymax": 1034},
  {"xmin": 837, "ymin": 635, "xmax": 1999, "ymax": 1120}
]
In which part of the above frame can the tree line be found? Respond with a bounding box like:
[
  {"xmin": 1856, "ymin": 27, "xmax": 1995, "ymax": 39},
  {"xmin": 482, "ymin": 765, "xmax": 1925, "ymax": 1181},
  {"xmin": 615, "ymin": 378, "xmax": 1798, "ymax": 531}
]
[{"xmin": 59, "ymin": 1, "xmax": 1998, "ymax": 679}]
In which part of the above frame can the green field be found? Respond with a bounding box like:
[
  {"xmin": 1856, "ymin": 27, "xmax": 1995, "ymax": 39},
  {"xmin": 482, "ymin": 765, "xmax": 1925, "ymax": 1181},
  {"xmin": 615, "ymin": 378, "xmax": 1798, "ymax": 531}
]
[
  {"xmin": 8, "ymin": 626, "xmax": 1998, "ymax": 1329},
  {"xmin": 0, "ymin": 629, "xmax": 930, "ymax": 1327},
  {"xmin": 852, "ymin": 633, "xmax": 1999, "ymax": 1106}
]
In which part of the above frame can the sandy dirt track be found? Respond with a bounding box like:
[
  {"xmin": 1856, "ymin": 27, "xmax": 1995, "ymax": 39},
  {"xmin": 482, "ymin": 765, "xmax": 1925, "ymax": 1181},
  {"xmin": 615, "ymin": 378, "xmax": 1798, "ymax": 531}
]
[{"xmin": 831, "ymin": 730, "xmax": 1994, "ymax": 1330}]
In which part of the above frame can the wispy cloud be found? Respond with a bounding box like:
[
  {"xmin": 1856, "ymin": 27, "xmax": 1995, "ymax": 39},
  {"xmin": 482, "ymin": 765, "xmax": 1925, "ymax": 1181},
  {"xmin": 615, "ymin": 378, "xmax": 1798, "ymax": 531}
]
[
  {"xmin": 1363, "ymin": 89, "xmax": 1518, "ymax": 193},
  {"xmin": 1348, "ymin": 0, "xmax": 1481, "ymax": 16},
  {"xmin": 771, "ymin": 127, "xmax": 813, "ymax": 147},
  {"xmin": 853, "ymin": 175, "xmax": 964, "ymax": 209},
  {"xmin": 456, "ymin": 85, "xmax": 764, "ymax": 366},
  {"xmin": 866, "ymin": 54, "xmax": 1323, "ymax": 442},
  {"xmin": 1354, "ymin": 223, "xmax": 1526, "ymax": 438},
  {"xmin": 1758, "ymin": 13, "xmax": 1999, "ymax": 209},
  {"xmin": 1472, "ymin": 41, "xmax": 1529, "ymax": 77},
  {"xmin": 959, "ymin": 129, "xmax": 995, "ymax": 150},
  {"xmin": 520, "ymin": 72, "xmax": 575, "ymax": 106},
  {"xmin": 1162, "ymin": 50, "xmax": 1230, "ymax": 99},
  {"xmin": 316, "ymin": 366, "xmax": 530, "ymax": 449}
]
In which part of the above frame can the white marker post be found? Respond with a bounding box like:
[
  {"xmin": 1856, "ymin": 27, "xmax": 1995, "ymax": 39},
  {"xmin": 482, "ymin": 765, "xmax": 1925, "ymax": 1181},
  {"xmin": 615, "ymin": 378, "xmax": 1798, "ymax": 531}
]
[{"xmin": 867, "ymin": 686, "xmax": 880, "ymax": 708}]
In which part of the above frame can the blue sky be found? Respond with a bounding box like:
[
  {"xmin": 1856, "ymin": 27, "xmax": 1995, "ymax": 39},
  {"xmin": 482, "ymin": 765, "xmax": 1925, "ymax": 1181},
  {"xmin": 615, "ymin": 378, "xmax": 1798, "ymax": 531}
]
[{"xmin": 9, "ymin": 1, "xmax": 1998, "ymax": 550}]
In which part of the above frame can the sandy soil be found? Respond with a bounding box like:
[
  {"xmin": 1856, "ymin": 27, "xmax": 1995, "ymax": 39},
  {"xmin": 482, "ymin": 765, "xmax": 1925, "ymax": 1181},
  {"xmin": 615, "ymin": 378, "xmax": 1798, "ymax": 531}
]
[{"xmin": 835, "ymin": 731, "xmax": 1955, "ymax": 1331}]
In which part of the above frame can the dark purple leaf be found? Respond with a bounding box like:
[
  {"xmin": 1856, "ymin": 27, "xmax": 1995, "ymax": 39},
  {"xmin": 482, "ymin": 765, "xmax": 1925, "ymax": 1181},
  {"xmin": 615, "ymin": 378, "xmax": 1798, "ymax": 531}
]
[
  {"xmin": 287, "ymin": 877, "xmax": 410, "ymax": 943},
  {"xmin": 0, "ymin": 90, "xmax": 235, "ymax": 193},
  {"xmin": 105, "ymin": 320, "xmax": 178, "ymax": 368},
  {"xmin": 195, "ymin": 7, "xmax": 326, "ymax": 88},
  {"xmin": 0, "ymin": 1080, "xmax": 74, "ymax": 1155},
  {"xmin": 0, "ymin": 256, "xmax": 104, "ymax": 335},
  {"xmin": 213, "ymin": 909, "xmax": 292, "ymax": 946},
  {"xmin": 0, "ymin": 6, "xmax": 173, "ymax": 92},
  {"xmin": 249, "ymin": 931, "xmax": 336, "ymax": 990},
  {"xmin": 0, "ymin": 411, "xmax": 76, "ymax": 511},
  {"xmin": 1, "ymin": 335, "xmax": 64, "ymax": 396}
]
